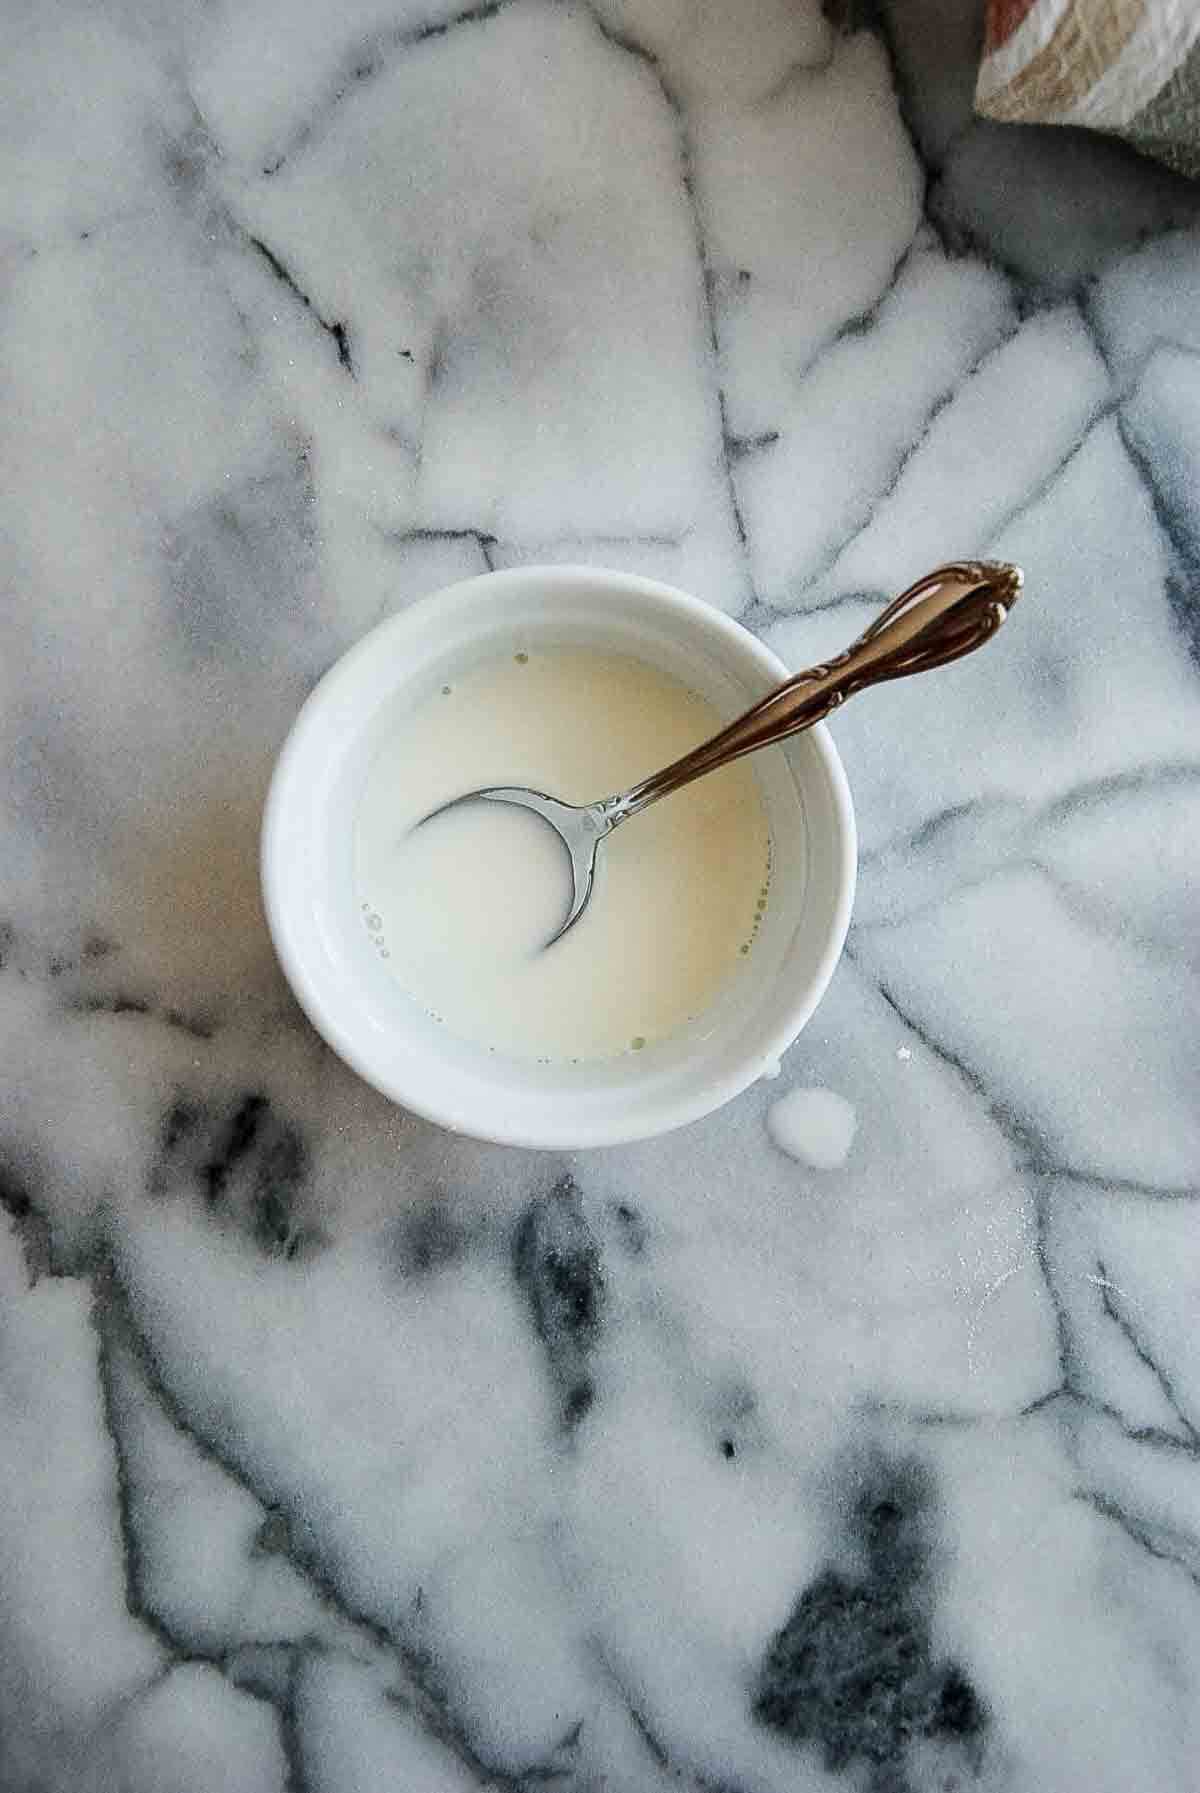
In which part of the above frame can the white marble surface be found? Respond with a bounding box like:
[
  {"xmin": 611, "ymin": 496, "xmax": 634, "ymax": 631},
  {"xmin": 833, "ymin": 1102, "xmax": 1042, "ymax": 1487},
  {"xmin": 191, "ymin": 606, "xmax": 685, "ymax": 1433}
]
[{"xmin": 3, "ymin": 0, "xmax": 1200, "ymax": 1788}]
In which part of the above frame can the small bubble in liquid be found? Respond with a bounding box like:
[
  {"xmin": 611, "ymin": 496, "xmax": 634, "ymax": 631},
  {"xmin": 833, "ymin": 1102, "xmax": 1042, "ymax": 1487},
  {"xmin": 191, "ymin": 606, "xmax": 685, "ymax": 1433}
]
[
  {"xmin": 515, "ymin": 651, "xmax": 529, "ymax": 664},
  {"xmin": 756, "ymin": 898, "xmax": 767, "ymax": 912},
  {"xmin": 441, "ymin": 684, "xmax": 452, "ymax": 696},
  {"xmin": 740, "ymin": 944, "xmax": 750, "ymax": 955},
  {"xmin": 631, "ymin": 1035, "xmax": 646, "ymax": 1051},
  {"xmin": 367, "ymin": 913, "xmax": 382, "ymax": 931},
  {"xmin": 380, "ymin": 948, "xmax": 390, "ymax": 958}
]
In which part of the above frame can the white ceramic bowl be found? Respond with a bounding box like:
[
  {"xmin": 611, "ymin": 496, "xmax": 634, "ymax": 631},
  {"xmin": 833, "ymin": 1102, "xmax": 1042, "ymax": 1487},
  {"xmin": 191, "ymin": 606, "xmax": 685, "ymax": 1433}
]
[{"xmin": 262, "ymin": 566, "xmax": 855, "ymax": 1148}]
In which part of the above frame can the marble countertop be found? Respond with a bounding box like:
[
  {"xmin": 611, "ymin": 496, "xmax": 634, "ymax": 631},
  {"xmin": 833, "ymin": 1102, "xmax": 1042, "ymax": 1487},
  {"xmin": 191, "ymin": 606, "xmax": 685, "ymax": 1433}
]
[{"xmin": 4, "ymin": 0, "xmax": 1200, "ymax": 1788}]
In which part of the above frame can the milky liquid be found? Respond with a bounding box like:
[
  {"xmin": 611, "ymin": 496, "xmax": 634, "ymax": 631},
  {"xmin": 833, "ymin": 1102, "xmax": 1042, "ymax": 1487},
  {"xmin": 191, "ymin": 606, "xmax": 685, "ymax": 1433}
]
[
  {"xmin": 354, "ymin": 648, "xmax": 772, "ymax": 1061},
  {"xmin": 766, "ymin": 1087, "xmax": 857, "ymax": 1168}
]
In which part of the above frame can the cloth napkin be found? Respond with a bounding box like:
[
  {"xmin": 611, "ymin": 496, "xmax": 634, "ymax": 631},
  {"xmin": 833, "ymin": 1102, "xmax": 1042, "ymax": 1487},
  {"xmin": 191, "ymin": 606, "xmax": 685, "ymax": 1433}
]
[{"xmin": 975, "ymin": 0, "xmax": 1200, "ymax": 177}]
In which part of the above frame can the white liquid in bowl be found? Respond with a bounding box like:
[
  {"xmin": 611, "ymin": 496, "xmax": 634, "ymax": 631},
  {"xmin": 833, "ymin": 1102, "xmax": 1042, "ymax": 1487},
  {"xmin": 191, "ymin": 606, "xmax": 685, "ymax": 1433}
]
[{"xmin": 354, "ymin": 648, "xmax": 772, "ymax": 1061}]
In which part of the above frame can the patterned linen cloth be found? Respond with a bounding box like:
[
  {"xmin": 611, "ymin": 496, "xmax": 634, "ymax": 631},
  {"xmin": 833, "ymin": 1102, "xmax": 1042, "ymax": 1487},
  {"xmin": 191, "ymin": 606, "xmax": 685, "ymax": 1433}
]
[{"xmin": 976, "ymin": 0, "xmax": 1200, "ymax": 178}]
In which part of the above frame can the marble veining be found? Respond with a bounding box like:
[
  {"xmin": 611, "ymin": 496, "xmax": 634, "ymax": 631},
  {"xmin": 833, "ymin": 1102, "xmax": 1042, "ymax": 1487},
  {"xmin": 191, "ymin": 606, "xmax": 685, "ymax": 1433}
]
[{"xmin": 2, "ymin": 0, "xmax": 1200, "ymax": 1788}]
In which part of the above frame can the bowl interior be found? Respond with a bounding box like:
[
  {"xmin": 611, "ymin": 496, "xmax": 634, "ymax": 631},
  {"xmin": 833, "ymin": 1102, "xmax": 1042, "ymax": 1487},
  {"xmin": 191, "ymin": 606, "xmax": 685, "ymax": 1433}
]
[{"xmin": 263, "ymin": 567, "xmax": 855, "ymax": 1147}]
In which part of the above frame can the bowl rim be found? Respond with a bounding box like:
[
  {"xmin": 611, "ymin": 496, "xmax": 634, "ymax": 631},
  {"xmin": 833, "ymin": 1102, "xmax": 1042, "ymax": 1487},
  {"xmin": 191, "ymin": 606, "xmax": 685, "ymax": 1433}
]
[{"xmin": 261, "ymin": 565, "xmax": 857, "ymax": 1147}]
